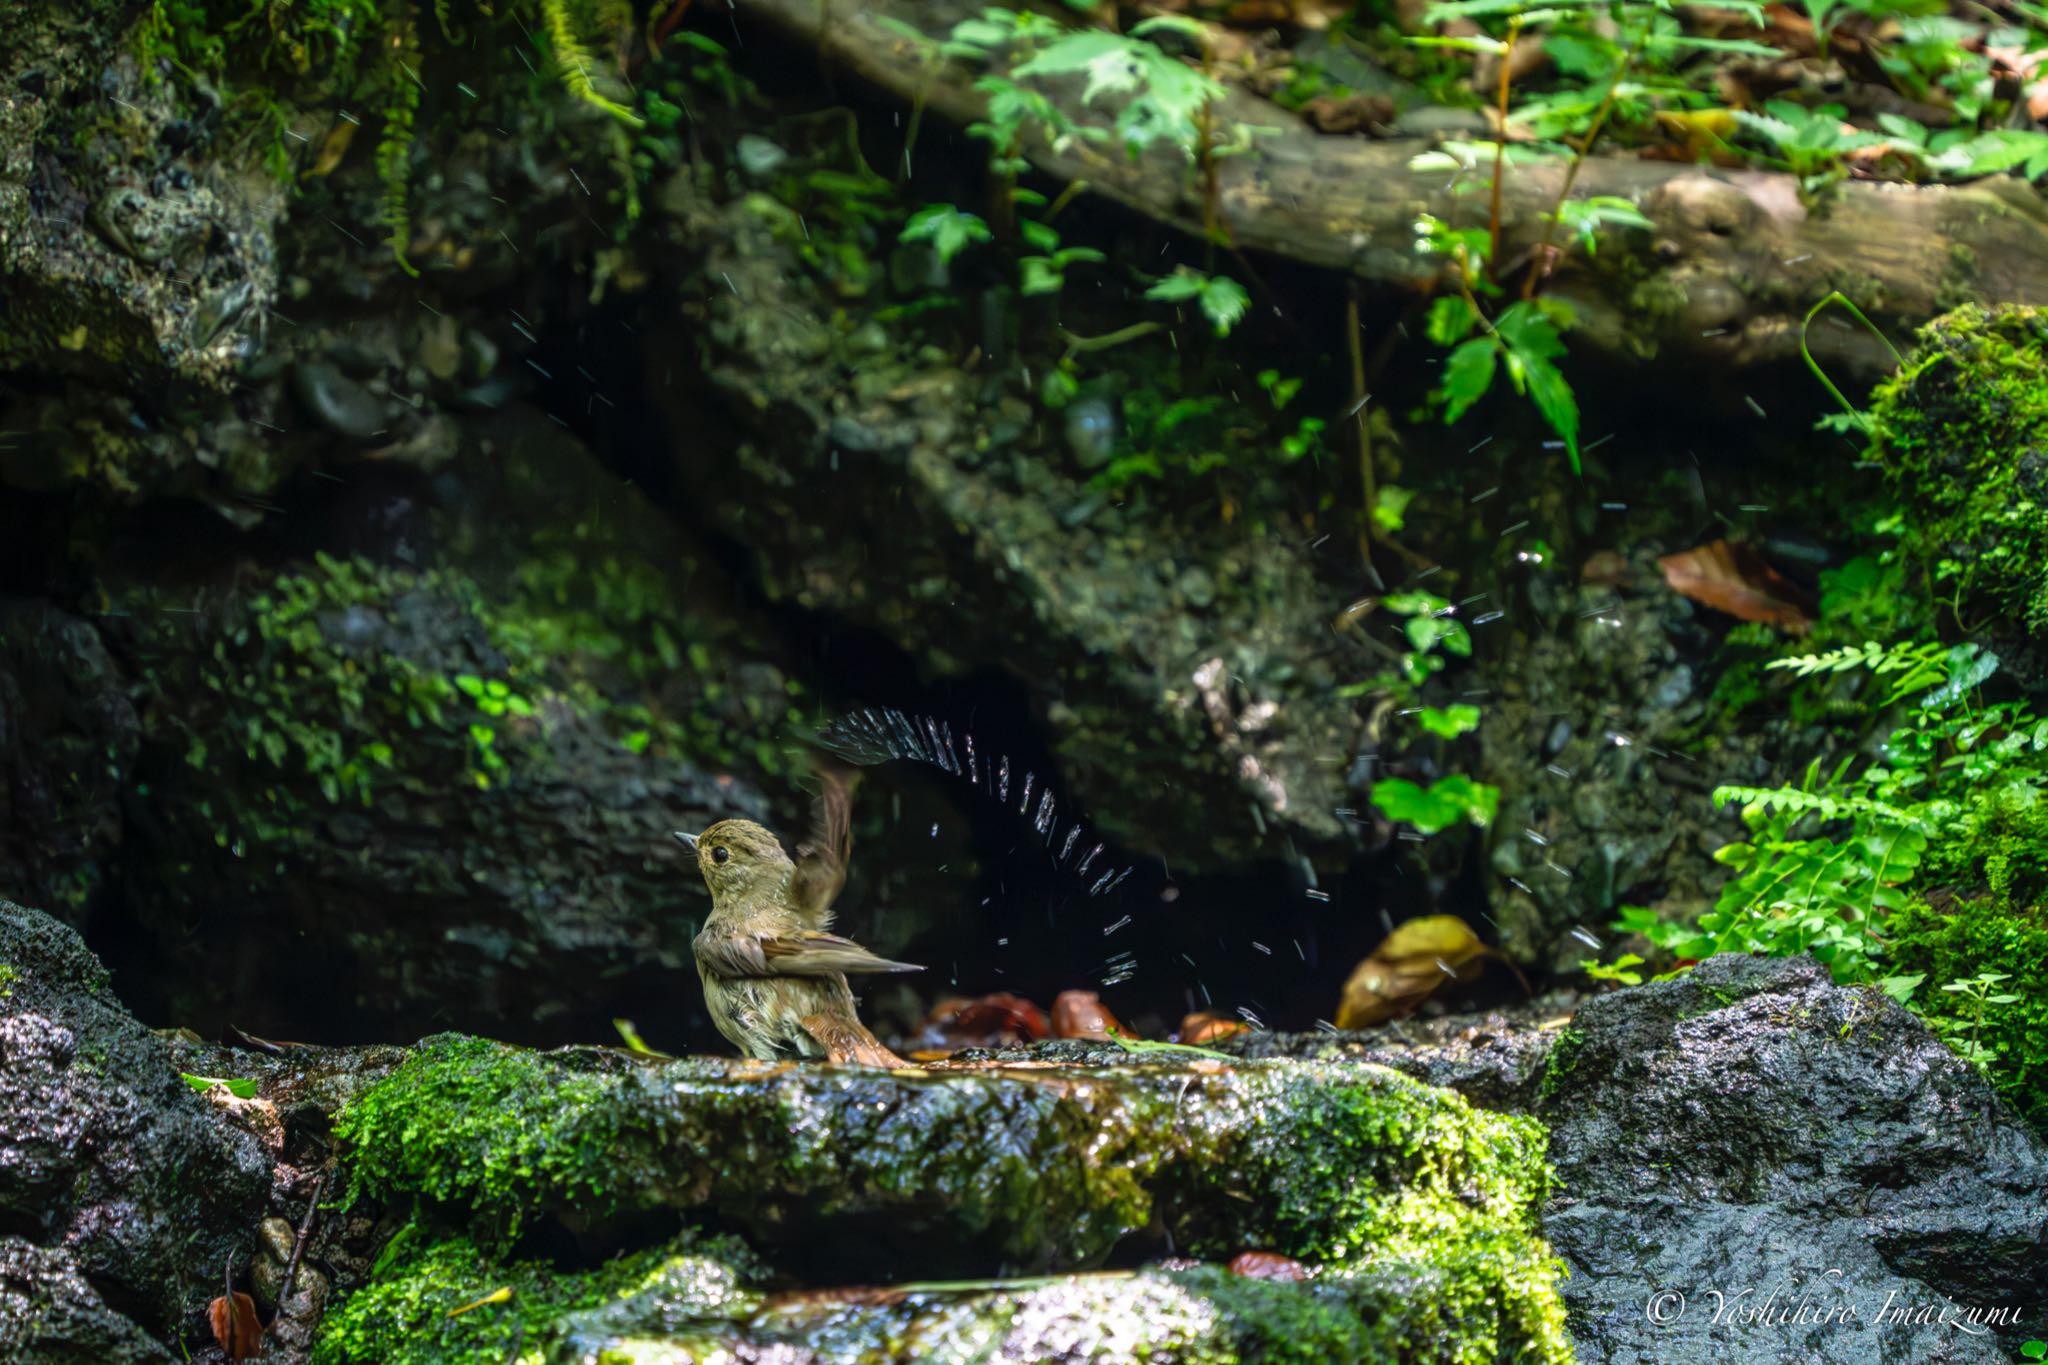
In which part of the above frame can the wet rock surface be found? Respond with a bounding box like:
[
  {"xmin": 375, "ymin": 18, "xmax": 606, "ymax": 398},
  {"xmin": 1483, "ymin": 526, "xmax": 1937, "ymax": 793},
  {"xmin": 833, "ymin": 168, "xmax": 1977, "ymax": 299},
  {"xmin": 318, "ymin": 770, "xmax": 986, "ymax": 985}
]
[
  {"xmin": 1220, "ymin": 955, "xmax": 2048, "ymax": 1364},
  {"xmin": 305, "ymin": 1032, "xmax": 1569, "ymax": 1362},
  {"xmin": 1536, "ymin": 954, "xmax": 2047, "ymax": 1364},
  {"xmin": 0, "ymin": 900, "xmax": 268, "ymax": 1363},
  {"xmin": 4, "ymin": 899, "xmax": 2042, "ymax": 1364}
]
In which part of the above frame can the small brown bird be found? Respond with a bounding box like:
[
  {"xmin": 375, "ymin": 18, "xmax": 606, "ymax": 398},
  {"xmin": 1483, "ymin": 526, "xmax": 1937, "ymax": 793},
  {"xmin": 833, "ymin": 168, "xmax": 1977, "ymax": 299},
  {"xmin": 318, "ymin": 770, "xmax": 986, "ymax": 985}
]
[{"xmin": 676, "ymin": 769, "xmax": 921, "ymax": 1066}]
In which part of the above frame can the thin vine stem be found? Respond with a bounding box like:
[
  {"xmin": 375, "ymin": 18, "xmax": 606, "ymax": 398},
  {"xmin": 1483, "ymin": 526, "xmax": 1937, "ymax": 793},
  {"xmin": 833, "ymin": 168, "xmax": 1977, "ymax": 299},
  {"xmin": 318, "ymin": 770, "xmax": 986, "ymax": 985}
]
[{"xmin": 1521, "ymin": 21, "xmax": 1646, "ymax": 300}]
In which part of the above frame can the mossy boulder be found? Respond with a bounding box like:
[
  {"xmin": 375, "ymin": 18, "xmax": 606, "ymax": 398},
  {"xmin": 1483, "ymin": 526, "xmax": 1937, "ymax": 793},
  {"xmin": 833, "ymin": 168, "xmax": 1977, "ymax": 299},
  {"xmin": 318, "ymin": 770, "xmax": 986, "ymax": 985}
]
[
  {"xmin": 0, "ymin": 901, "xmax": 270, "ymax": 1361},
  {"xmin": 107, "ymin": 539, "xmax": 780, "ymax": 1037},
  {"xmin": 316, "ymin": 1035, "xmax": 1569, "ymax": 1362},
  {"xmin": 1871, "ymin": 304, "xmax": 2048, "ymax": 649},
  {"xmin": 319, "ymin": 1237, "xmax": 1562, "ymax": 1365}
]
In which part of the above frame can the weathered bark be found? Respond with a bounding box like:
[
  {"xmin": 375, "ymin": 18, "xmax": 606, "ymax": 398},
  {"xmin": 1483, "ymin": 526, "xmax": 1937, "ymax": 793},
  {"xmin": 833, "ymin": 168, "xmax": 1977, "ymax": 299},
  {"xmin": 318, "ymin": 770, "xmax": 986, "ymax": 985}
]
[{"xmin": 739, "ymin": 0, "xmax": 2048, "ymax": 377}]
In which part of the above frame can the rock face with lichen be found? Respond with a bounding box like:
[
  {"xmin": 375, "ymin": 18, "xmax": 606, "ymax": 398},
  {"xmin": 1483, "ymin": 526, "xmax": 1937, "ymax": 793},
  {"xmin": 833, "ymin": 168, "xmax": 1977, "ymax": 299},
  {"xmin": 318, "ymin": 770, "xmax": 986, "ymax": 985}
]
[
  {"xmin": 651, "ymin": 179, "xmax": 1362, "ymax": 870},
  {"xmin": 0, "ymin": 3, "xmax": 281, "ymax": 393},
  {"xmin": 0, "ymin": 900, "xmax": 270, "ymax": 1364}
]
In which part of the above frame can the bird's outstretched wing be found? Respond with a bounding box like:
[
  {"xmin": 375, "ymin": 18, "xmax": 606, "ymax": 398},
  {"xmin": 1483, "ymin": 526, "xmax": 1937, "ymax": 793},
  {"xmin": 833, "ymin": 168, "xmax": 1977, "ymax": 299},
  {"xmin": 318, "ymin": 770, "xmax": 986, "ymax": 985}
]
[
  {"xmin": 798, "ymin": 1011, "xmax": 909, "ymax": 1067},
  {"xmin": 696, "ymin": 927, "xmax": 922, "ymax": 979},
  {"xmin": 791, "ymin": 764, "xmax": 858, "ymax": 928}
]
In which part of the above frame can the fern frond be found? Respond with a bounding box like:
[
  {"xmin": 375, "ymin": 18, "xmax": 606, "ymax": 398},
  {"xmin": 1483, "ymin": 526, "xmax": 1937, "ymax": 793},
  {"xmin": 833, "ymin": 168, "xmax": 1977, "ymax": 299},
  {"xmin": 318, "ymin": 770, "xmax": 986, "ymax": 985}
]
[
  {"xmin": 377, "ymin": 0, "xmax": 424, "ymax": 277},
  {"xmin": 1768, "ymin": 640, "xmax": 1954, "ymax": 704},
  {"xmin": 543, "ymin": 0, "xmax": 646, "ymax": 128},
  {"xmin": 1711, "ymin": 783, "xmax": 1916, "ymax": 827},
  {"xmin": 1768, "ymin": 640, "xmax": 1945, "ymax": 679}
]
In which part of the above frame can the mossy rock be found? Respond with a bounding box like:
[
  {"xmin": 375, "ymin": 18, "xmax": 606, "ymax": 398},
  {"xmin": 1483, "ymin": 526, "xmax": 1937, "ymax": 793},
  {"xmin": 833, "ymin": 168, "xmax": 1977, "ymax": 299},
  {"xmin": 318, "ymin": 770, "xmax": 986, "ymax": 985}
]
[
  {"xmin": 110, "ymin": 540, "xmax": 782, "ymax": 1036},
  {"xmin": 322, "ymin": 1240, "xmax": 1564, "ymax": 1365},
  {"xmin": 319, "ymin": 1036, "xmax": 1569, "ymax": 1362},
  {"xmin": 1870, "ymin": 304, "xmax": 2048, "ymax": 647}
]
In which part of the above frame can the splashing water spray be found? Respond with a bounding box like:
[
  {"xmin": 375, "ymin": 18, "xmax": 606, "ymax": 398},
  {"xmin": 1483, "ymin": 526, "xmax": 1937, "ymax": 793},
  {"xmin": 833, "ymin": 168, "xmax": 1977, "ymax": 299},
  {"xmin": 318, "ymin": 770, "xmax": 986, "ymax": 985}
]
[{"xmin": 815, "ymin": 708, "xmax": 1135, "ymax": 898}]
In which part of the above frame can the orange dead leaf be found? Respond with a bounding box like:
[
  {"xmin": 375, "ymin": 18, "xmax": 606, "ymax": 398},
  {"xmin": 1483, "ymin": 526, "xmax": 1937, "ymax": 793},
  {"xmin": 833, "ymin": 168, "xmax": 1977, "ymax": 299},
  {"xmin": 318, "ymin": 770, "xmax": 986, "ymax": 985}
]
[
  {"xmin": 1657, "ymin": 539, "xmax": 1814, "ymax": 634},
  {"xmin": 208, "ymin": 1292, "xmax": 261, "ymax": 1361},
  {"xmin": 1178, "ymin": 1011, "xmax": 1250, "ymax": 1044},
  {"xmin": 1052, "ymin": 990, "xmax": 1126, "ymax": 1040}
]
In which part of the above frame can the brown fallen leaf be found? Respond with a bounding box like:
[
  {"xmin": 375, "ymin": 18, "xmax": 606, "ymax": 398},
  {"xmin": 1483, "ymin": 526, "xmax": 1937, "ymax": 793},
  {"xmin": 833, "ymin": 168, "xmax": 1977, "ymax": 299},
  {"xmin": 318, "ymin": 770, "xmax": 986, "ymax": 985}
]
[
  {"xmin": 1656, "ymin": 539, "xmax": 1814, "ymax": 634},
  {"xmin": 209, "ymin": 1291, "xmax": 261, "ymax": 1361},
  {"xmin": 917, "ymin": 992, "xmax": 1050, "ymax": 1050},
  {"xmin": 1229, "ymin": 1250, "xmax": 1311, "ymax": 1281},
  {"xmin": 1336, "ymin": 914, "xmax": 1515, "ymax": 1029},
  {"xmin": 1052, "ymin": 990, "xmax": 1126, "ymax": 1041},
  {"xmin": 1178, "ymin": 1011, "xmax": 1250, "ymax": 1044}
]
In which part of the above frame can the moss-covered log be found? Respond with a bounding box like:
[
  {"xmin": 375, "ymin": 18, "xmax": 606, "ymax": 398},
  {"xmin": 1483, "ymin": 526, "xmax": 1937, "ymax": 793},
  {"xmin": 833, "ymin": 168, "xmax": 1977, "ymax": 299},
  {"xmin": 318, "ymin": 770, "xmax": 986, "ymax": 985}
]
[{"xmin": 735, "ymin": 0, "xmax": 2048, "ymax": 379}]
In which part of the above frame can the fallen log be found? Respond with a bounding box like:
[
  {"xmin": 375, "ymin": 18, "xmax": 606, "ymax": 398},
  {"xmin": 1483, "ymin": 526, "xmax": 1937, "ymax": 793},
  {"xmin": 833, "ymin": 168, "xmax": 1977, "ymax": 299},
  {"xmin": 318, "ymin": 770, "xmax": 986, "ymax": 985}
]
[{"xmin": 737, "ymin": 0, "xmax": 2048, "ymax": 377}]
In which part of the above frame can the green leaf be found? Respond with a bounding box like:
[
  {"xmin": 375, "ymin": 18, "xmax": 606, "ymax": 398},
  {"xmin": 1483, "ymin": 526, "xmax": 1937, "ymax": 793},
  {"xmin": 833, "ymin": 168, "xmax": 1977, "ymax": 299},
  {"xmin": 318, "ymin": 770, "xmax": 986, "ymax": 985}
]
[
  {"xmin": 1436, "ymin": 337, "xmax": 1499, "ymax": 423},
  {"xmin": 181, "ymin": 1073, "xmax": 259, "ymax": 1099},
  {"xmin": 1372, "ymin": 485, "xmax": 1414, "ymax": 534},
  {"xmin": 1019, "ymin": 219, "xmax": 1061, "ymax": 252},
  {"xmin": 1425, "ymin": 296, "xmax": 1476, "ymax": 345},
  {"xmin": 1197, "ymin": 275, "xmax": 1249, "ymax": 336},
  {"xmin": 1371, "ymin": 774, "xmax": 1501, "ymax": 835},
  {"xmin": 1417, "ymin": 703, "xmax": 1482, "ymax": 739},
  {"xmin": 899, "ymin": 204, "xmax": 993, "ymax": 265}
]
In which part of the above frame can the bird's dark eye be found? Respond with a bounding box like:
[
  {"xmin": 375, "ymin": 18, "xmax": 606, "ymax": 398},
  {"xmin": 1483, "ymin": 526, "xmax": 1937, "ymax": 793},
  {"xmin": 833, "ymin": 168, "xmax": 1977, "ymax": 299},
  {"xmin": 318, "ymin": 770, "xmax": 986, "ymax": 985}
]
[{"xmin": 712, "ymin": 846, "xmax": 730, "ymax": 864}]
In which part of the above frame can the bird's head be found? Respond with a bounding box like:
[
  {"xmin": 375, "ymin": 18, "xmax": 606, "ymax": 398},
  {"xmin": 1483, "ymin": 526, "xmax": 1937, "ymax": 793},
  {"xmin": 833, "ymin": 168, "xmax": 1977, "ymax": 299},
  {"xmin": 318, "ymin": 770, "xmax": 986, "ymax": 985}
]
[{"xmin": 674, "ymin": 819, "xmax": 793, "ymax": 904}]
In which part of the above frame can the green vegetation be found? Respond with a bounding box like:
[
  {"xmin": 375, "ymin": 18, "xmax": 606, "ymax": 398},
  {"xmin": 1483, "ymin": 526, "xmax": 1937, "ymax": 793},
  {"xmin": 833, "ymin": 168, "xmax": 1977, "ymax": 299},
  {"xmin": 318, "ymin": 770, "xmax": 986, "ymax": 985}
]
[
  {"xmin": 1402, "ymin": 0, "xmax": 2048, "ymax": 467},
  {"xmin": 1339, "ymin": 591, "xmax": 1501, "ymax": 838},
  {"xmin": 1593, "ymin": 303, "xmax": 2048, "ymax": 1131},
  {"xmin": 1615, "ymin": 638, "xmax": 2048, "ymax": 1129},
  {"xmin": 135, "ymin": 0, "xmax": 648, "ymax": 271},
  {"xmin": 336, "ymin": 1036, "xmax": 625, "ymax": 1242}
]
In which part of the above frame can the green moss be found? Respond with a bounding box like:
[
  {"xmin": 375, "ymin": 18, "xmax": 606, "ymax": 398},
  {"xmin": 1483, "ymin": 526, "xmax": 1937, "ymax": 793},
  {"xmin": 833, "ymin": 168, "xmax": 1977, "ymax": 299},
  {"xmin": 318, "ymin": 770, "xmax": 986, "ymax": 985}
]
[
  {"xmin": 133, "ymin": 0, "xmax": 645, "ymax": 269},
  {"xmin": 1536, "ymin": 1026, "xmax": 1586, "ymax": 1105},
  {"xmin": 1887, "ymin": 896, "xmax": 2048, "ymax": 1134},
  {"xmin": 312, "ymin": 1227, "xmax": 762, "ymax": 1365},
  {"xmin": 137, "ymin": 545, "xmax": 788, "ymax": 855},
  {"xmin": 1870, "ymin": 305, "xmax": 2048, "ymax": 635},
  {"xmin": 329, "ymin": 1040, "xmax": 1570, "ymax": 1360},
  {"xmin": 333, "ymin": 1035, "xmax": 624, "ymax": 1242}
]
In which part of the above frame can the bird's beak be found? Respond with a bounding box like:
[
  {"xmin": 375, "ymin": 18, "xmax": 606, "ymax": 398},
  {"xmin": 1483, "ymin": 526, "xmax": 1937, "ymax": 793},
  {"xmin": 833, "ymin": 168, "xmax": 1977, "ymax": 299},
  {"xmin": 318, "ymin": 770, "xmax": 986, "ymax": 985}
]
[{"xmin": 673, "ymin": 830, "xmax": 700, "ymax": 851}]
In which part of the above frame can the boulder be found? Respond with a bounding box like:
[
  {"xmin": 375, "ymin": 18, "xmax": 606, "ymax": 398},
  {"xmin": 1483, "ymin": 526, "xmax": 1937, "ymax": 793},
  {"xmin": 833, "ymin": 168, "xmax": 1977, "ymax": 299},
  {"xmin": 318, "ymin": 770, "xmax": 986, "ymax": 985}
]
[
  {"xmin": 1219, "ymin": 954, "xmax": 2048, "ymax": 1363},
  {"xmin": 0, "ymin": 901, "xmax": 269, "ymax": 1360}
]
